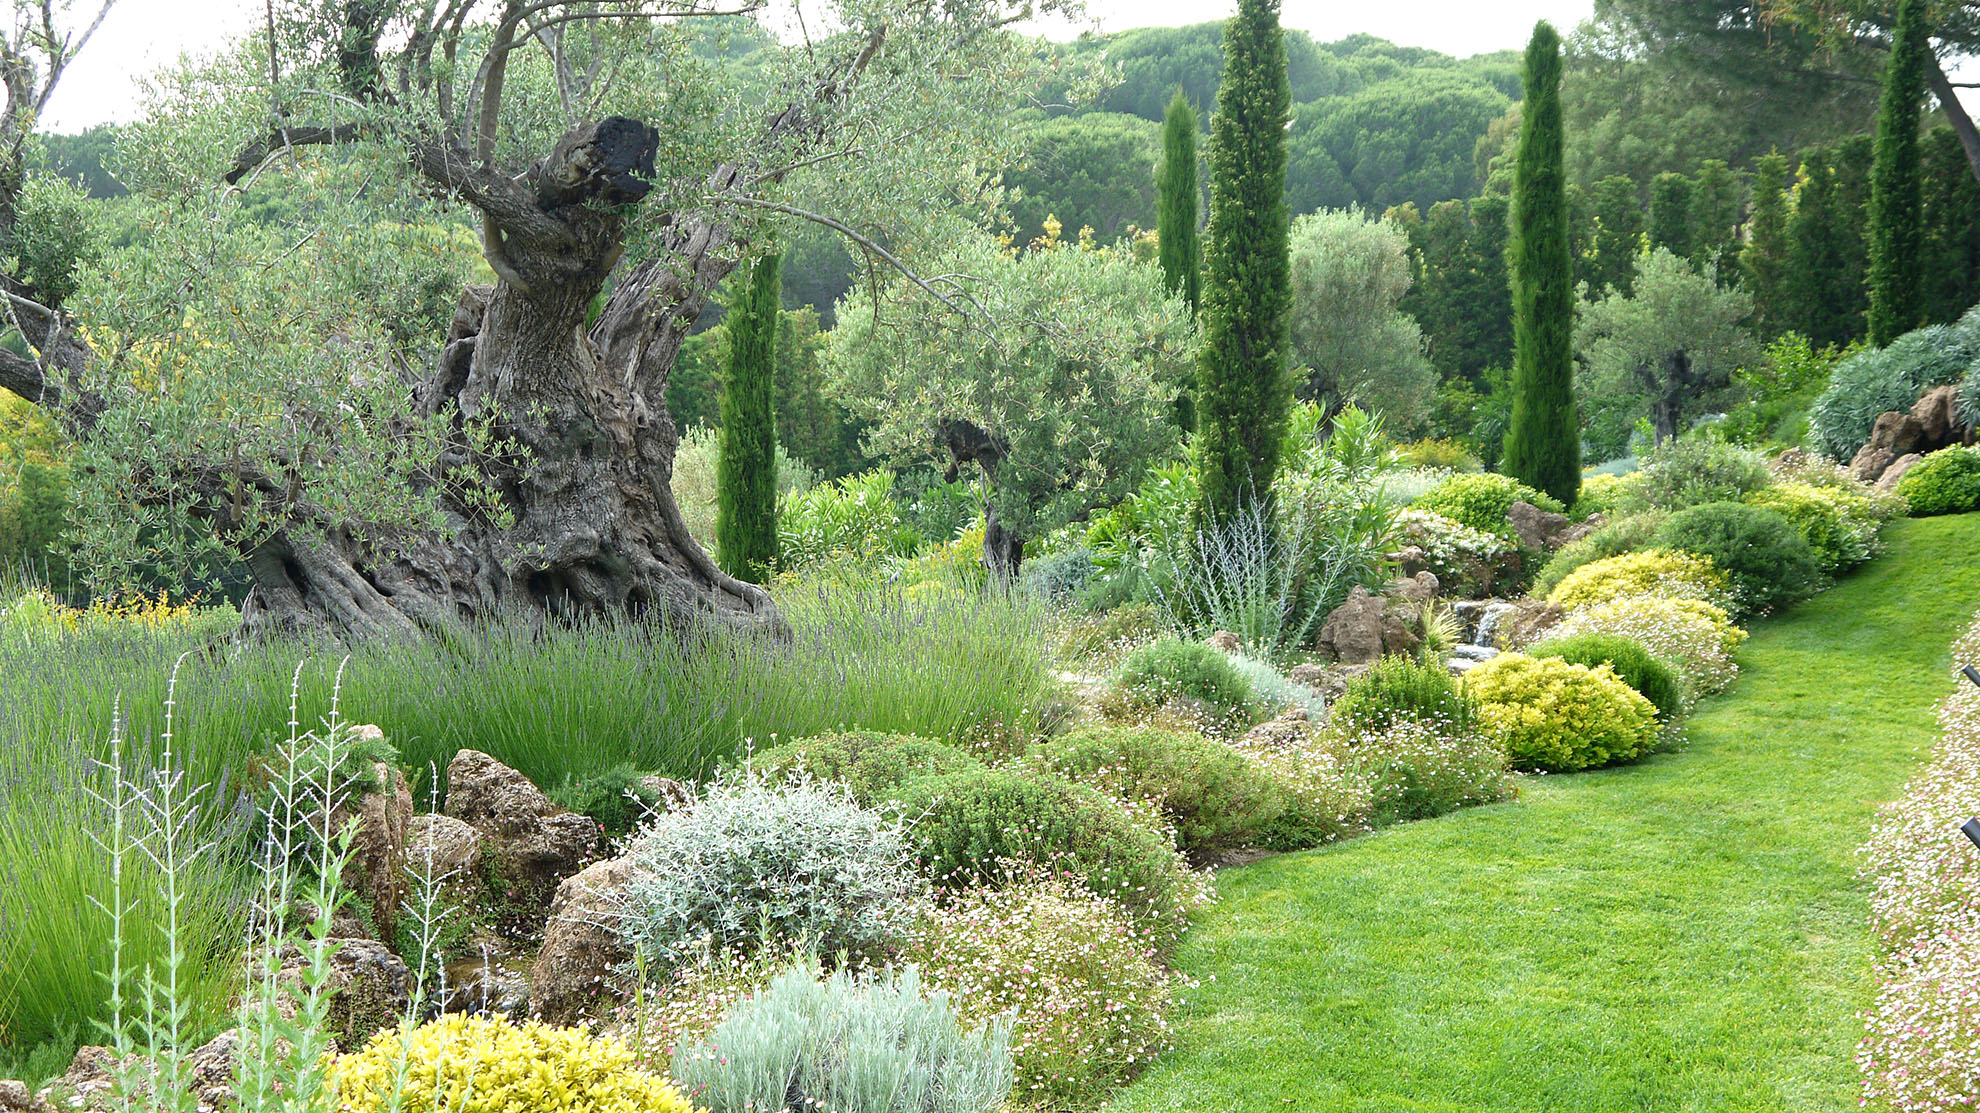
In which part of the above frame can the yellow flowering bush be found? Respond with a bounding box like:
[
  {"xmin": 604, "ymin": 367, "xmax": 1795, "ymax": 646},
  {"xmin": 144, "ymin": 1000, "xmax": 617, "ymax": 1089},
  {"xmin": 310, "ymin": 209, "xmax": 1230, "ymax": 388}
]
[
  {"xmin": 1463, "ymin": 653, "xmax": 1660, "ymax": 772},
  {"xmin": 1545, "ymin": 549, "xmax": 1732, "ymax": 611},
  {"xmin": 1553, "ymin": 595, "xmax": 1748, "ymax": 700},
  {"xmin": 1745, "ymin": 480, "xmax": 1883, "ymax": 572},
  {"xmin": 326, "ymin": 1014, "xmax": 698, "ymax": 1113},
  {"xmin": 0, "ymin": 588, "xmax": 238, "ymax": 645}
]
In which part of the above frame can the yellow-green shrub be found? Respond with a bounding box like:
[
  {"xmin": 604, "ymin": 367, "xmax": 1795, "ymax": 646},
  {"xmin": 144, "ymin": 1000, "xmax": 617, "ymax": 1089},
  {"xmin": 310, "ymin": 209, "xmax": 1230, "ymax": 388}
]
[
  {"xmin": 327, "ymin": 1014, "xmax": 697, "ymax": 1113},
  {"xmin": 1544, "ymin": 549, "xmax": 1732, "ymax": 611},
  {"xmin": 1743, "ymin": 479, "xmax": 1882, "ymax": 572},
  {"xmin": 1462, "ymin": 653, "xmax": 1660, "ymax": 772}
]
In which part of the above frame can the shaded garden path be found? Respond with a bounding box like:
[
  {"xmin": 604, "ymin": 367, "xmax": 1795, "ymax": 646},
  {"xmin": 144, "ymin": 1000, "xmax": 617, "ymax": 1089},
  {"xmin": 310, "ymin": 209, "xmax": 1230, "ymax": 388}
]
[{"xmin": 1116, "ymin": 514, "xmax": 1980, "ymax": 1113}]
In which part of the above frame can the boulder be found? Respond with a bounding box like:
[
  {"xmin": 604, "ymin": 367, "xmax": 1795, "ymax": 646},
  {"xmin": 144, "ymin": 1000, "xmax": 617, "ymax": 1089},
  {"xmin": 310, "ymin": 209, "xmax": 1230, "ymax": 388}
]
[
  {"xmin": 1204, "ymin": 630, "xmax": 1243, "ymax": 654},
  {"xmin": 1507, "ymin": 500, "xmax": 1571, "ymax": 551},
  {"xmin": 186, "ymin": 1029, "xmax": 240, "ymax": 1113},
  {"xmin": 1314, "ymin": 586, "xmax": 1419, "ymax": 665},
  {"xmin": 334, "ymin": 757, "xmax": 411, "ymax": 945},
  {"xmin": 445, "ymin": 749, "xmax": 601, "ymax": 913},
  {"xmin": 1489, "ymin": 598, "xmax": 1566, "ymax": 651},
  {"xmin": 53, "ymin": 1048, "xmax": 117, "ymax": 1112},
  {"xmin": 1877, "ymin": 452, "xmax": 1925, "ymax": 492},
  {"xmin": 530, "ymin": 855, "xmax": 646, "ymax": 1025},
  {"xmin": 1388, "ymin": 545, "xmax": 1430, "ymax": 578},
  {"xmin": 637, "ymin": 775, "xmax": 694, "ymax": 814},
  {"xmin": 1384, "ymin": 571, "xmax": 1440, "ymax": 605},
  {"xmin": 405, "ymin": 813, "xmax": 484, "ymax": 882},
  {"xmin": 1556, "ymin": 512, "xmax": 1607, "ymax": 548},
  {"xmin": 440, "ymin": 930, "xmax": 529, "ymax": 1019},
  {"xmin": 1286, "ymin": 662, "xmax": 1366, "ymax": 703},
  {"xmin": 279, "ymin": 937, "xmax": 412, "ymax": 1047},
  {"xmin": 1238, "ymin": 707, "xmax": 1315, "ymax": 749},
  {"xmin": 1849, "ymin": 410, "xmax": 1928, "ymax": 482},
  {"xmin": 0, "ymin": 1081, "xmax": 53, "ymax": 1113},
  {"xmin": 1913, "ymin": 384, "xmax": 1964, "ymax": 447}
]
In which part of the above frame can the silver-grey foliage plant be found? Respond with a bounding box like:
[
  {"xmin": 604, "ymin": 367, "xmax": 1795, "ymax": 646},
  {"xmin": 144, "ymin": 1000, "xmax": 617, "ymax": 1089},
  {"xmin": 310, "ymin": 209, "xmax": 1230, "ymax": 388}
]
[
  {"xmin": 616, "ymin": 773, "xmax": 926, "ymax": 973},
  {"xmin": 673, "ymin": 960, "xmax": 1015, "ymax": 1113}
]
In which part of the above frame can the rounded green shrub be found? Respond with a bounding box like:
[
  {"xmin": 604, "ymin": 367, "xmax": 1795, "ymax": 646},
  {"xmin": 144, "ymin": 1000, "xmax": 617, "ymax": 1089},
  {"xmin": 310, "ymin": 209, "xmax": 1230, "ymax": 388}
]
[
  {"xmin": 1531, "ymin": 510, "xmax": 1669, "ymax": 597},
  {"xmin": 1462, "ymin": 653, "xmax": 1661, "ymax": 772},
  {"xmin": 1528, "ymin": 632, "xmax": 1685, "ymax": 721},
  {"xmin": 1414, "ymin": 472, "xmax": 1566, "ymax": 538},
  {"xmin": 750, "ymin": 731, "xmax": 983, "ymax": 806},
  {"xmin": 1025, "ymin": 726, "xmax": 1284, "ymax": 854},
  {"xmin": 1116, "ymin": 637, "xmax": 1253, "ymax": 719},
  {"xmin": 1894, "ymin": 446, "xmax": 1980, "ymax": 516},
  {"xmin": 891, "ymin": 768, "xmax": 1195, "ymax": 951},
  {"xmin": 1744, "ymin": 479, "xmax": 1882, "ymax": 571},
  {"xmin": 1553, "ymin": 595, "xmax": 1746, "ymax": 698},
  {"xmin": 1545, "ymin": 548, "xmax": 1732, "ymax": 610},
  {"xmin": 1331, "ymin": 654, "xmax": 1478, "ymax": 735},
  {"xmin": 549, "ymin": 763, "xmax": 668, "ymax": 838},
  {"xmin": 1617, "ymin": 439, "xmax": 1771, "ymax": 512},
  {"xmin": 1651, "ymin": 501, "xmax": 1822, "ymax": 615}
]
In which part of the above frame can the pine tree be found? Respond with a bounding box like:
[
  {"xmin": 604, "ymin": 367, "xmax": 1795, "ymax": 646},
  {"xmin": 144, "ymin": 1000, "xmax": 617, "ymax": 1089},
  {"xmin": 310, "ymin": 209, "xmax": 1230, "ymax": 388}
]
[
  {"xmin": 1922, "ymin": 126, "xmax": 1980, "ymax": 323},
  {"xmin": 1158, "ymin": 90, "xmax": 1202, "ymax": 315},
  {"xmin": 1743, "ymin": 151, "xmax": 1793, "ymax": 337},
  {"xmin": 1647, "ymin": 171, "xmax": 1695, "ymax": 263},
  {"xmin": 1588, "ymin": 174, "xmax": 1640, "ymax": 298},
  {"xmin": 1502, "ymin": 21, "xmax": 1579, "ymax": 507},
  {"xmin": 1193, "ymin": 0, "xmax": 1293, "ymax": 529},
  {"xmin": 1868, "ymin": 0, "xmax": 1929, "ymax": 345},
  {"xmin": 716, "ymin": 252, "xmax": 782, "ymax": 583}
]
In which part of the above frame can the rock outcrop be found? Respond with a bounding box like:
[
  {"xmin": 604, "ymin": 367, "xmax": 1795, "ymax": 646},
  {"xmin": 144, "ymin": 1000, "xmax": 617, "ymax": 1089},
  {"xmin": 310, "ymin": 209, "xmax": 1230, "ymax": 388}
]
[
  {"xmin": 1850, "ymin": 385, "xmax": 1973, "ymax": 483},
  {"xmin": 1314, "ymin": 586, "xmax": 1419, "ymax": 664},
  {"xmin": 530, "ymin": 855, "xmax": 646, "ymax": 1025},
  {"xmin": 445, "ymin": 749, "xmax": 601, "ymax": 916},
  {"xmin": 1507, "ymin": 500, "xmax": 1571, "ymax": 551}
]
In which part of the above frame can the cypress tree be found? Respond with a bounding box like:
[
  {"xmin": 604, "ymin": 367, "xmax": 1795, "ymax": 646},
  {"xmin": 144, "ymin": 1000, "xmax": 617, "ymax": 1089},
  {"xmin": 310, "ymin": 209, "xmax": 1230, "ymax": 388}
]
[
  {"xmin": 716, "ymin": 252, "xmax": 782, "ymax": 583},
  {"xmin": 1158, "ymin": 90, "xmax": 1202, "ymax": 315},
  {"xmin": 1787, "ymin": 146, "xmax": 1846, "ymax": 345},
  {"xmin": 1647, "ymin": 171, "xmax": 1695, "ymax": 263},
  {"xmin": 1193, "ymin": 0, "xmax": 1292, "ymax": 529},
  {"xmin": 1461, "ymin": 193, "xmax": 1515, "ymax": 378},
  {"xmin": 1922, "ymin": 126, "xmax": 1980, "ymax": 323},
  {"xmin": 1502, "ymin": 21, "xmax": 1579, "ymax": 507},
  {"xmin": 1588, "ymin": 174, "xmax": 1640, "ymax": 297},
  {"xmin": 1744, "ymin": 151, "xmax": 1792, "ymax": 336},
  {"xmin": 1691, "ymin": 159, "xmax": 1745, "ymax": 280},
  {"xmin": 1868, "ymin": 0, "xmax": 1929, "ymax": 345}
]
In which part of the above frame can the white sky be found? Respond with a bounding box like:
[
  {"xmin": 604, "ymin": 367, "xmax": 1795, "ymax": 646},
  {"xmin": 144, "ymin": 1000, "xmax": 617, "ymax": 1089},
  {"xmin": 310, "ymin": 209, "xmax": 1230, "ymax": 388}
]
[{"xmin": 40, "ymin": 0, "xmax": 1599, "ymax": 132}]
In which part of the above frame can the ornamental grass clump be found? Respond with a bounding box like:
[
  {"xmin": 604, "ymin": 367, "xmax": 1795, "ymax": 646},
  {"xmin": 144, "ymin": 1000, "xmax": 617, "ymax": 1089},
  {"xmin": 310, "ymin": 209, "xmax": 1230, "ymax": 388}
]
[
  {"xmin": 1551, "ymin": 595, "xmax": 1746, "ymax": 699},
  {"xmin": 1462, "ymin": 653, "xmax": 1660, "ymax": 772},
  {"xmin": 329, "ymin": 1014, "xmax": 697, "ymax": 1113},
  {"xmin": 1545, "ymin": 548, "xmax": 1733, "ymax": 611},
  {"xmin": 1856, "ymin": 613, "xmax": 1980, "ymax": 1111},
  {"xmin": 1024, "ymin": 726, "xmax": 1284, "ymax": 856},
  {"xmin": 910, "ymin": 872, "xmax": 1181, "ymax": 1110},
  {"xmin": 615, "ymin": 772, "xmax": 925, "ymax": 974},
  {"xmin": 673, "ymin": 961, "xmax": 1015, "ymax": 1113}
]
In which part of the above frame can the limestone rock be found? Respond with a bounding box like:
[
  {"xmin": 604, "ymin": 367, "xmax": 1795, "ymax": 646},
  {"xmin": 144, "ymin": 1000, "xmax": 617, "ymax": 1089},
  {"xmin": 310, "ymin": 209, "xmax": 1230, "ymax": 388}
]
[
  {"xmin": 1490, "ymin": 598, "xmax": 1566, "ymax": 651},
  {"xmin": 637, "ymin": 775, "xmax": 694, "ymax": 814},
  {"xmin": 1315, "ymin": 586, "xmax": 1420, "ymax": 665},
  {"xmin": 1204, "ymin": 630, "xmax": 1243, "ymax": 654},
  {"xmin": 440, "ymin": 930, "xmax": 530, "ymax": 1019},
  {"xmin": 0, "ymin": 1081, "xmax": 52, "ymax": 1113},
  {"xmin": 334, "ymin": 759, "xmax": 411, "ymax": 945},
  {"xmin": 530, "ymin": 855, "xmax": 646, "ymax": 1025},
  {"xmin": 1239, "ymin": 708, "xmax": 1315, "ymax": 749},
  {"xmin": 1848, "ymin": 386, "xmax": 1971, "ymax": 483},
  {"xmin": 280, "ymin": 937, "xmax": 412, "ymax": 1047},
  {"xmin": 186, "ymin": 1030, "xmax": 239, "ymax": 1113},
  {"xmin": 1384, "ymin": 571, "xmax": 1440, "ymax": 605},
  {"xmin": 406, "ymin": 813, "xmax": 484, "ymax": 882},
  {"xmin": 445, "ymin": 749, "xmax": 601, "ymax": 913},
  {"xmin": 1557, "ymin": 512, "xmax": 1607, "ymax": 548},
  {"xmin": 1286, "ymin": 662, "xmax": 1366, "ymax": 703},
  {"xmin": 1507, "ymin": 500, "xmax": 1571, "ymax": 551},
  {"xmin": 1877, "ymin": 452, "xmax": 1924, "ymax": 492},
  {"xmin": 1913, "ymin": 384, "xmax": 1964, "ymax": 447}
]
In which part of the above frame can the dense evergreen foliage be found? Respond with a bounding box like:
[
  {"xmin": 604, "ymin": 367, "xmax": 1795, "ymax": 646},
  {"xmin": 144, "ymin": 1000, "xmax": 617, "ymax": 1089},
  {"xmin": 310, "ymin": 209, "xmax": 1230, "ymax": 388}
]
[
  {"xmin": 1158, "ymin": 91, "xmax": 1202, "ymax": 316},
  {"xmin": 1503, "ymin": 22, "xmax": 1579, "ymax": 506},
  {"xmin": 716, "ymin": 253, "xmax": 784, "ymax": 583},
  {"xmin": 1867, "ymin": 0, "xmax": 1928, "ymax": 346},
  {"xmin": 1194, "ymin": 0, "xmax": 1294, "ymax": 528}
]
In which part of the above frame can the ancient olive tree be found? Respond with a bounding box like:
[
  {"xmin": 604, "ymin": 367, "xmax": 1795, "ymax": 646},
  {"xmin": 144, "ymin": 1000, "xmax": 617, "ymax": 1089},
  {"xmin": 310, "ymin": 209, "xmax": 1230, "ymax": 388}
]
[
  {"xmin": 822, "ymin": 231, "xmax": 1192, "ymax": 580},
  {"xmin": 0, "ymin": 0, "xmax": 1067, "ymax": 640},
  {"xmin": 1576, "ymin": 247, "xmax": 1762, "ymax": 446},
  {"xmin": 1286, "ymin": 208, "xmax": 1434, "ymax": 433}
]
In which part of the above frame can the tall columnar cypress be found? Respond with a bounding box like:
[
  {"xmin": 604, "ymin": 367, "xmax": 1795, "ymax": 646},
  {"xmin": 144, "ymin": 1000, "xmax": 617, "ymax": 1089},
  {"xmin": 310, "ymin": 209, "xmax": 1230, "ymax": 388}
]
[
  {"xmin": 1922, "ymin": 126, "xmax": 1980, "ymax": 323},
  {"xmin": 1193, "ymin": 0, "xmax": 1292, "ymax": 529},
  {"xmin": 1158, "ymin": 90, "xmax": 1202, "ymax": 315},
  {"xmin": 716, "ymin": 252, "xmax": 782, "ymax": 583},
  {"xmin": 1588, "ymin": 175, "xmax": 1641, "ymax": 297},
  {"xmin": 1502, "ymin": 22, "xmax": 1579, "ymax": 507},
  {"xmin": 1647, "ymin": 172, "xmax": 1695, "ymax": 263},
  {"xmin": 1790, "ymin": 140, "xmax": 1874, "ymax": 347},
  {"xmin": 1691, "ymin": 159, "xmax": 1745, "ymax": 280},
  {"xmin": 1744, "ymin": 151, "xmax": 1793, "ymax": 336},
  {"xmin": 1461, "ymin": 193, "xmax": 1515, "ymax": 377},
  {"xmin": 1868, "ymin": 0, "xmax": 1929, "ymax": 345}
]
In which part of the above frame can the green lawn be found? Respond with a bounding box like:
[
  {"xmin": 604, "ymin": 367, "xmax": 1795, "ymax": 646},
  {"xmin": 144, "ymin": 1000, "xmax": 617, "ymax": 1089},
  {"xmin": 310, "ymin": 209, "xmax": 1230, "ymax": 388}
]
[{"xmin": 1116, "ymin": 514, "xmax": 1980, "ymax": 1113}]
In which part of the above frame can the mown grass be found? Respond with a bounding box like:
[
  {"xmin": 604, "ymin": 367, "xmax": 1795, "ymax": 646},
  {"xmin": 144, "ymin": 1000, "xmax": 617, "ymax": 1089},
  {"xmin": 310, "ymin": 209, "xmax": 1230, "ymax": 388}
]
[
  {"xmin": 1114, "ymin": 514, "xmax": 1980, "ymax": 1113},
  {"xmin": 0, "ymin": 576, "xmax": 1053, "ymax": 1069}
]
